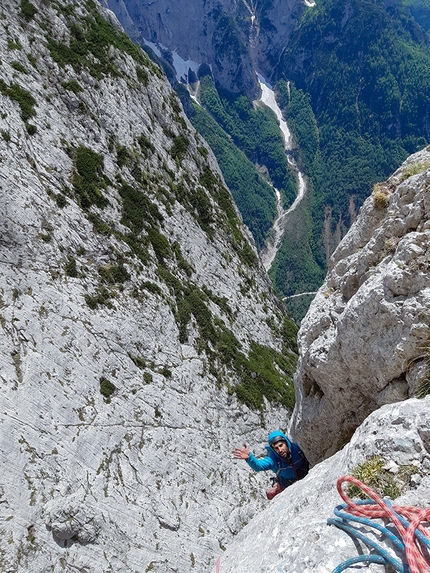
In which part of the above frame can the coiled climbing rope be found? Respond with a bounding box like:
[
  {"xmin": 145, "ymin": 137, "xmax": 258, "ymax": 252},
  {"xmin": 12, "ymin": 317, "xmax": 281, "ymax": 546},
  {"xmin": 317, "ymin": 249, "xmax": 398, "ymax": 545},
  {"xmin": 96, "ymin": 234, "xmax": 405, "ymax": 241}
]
[{"xmin": 328, "ymin": 475, "xmax": 430, "ymax": 573}]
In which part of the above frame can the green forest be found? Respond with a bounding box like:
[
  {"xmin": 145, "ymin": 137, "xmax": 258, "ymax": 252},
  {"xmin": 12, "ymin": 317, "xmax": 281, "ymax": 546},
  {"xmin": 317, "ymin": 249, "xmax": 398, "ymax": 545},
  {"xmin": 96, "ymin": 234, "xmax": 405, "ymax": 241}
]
[
  {"xmin": 183, "ymin": 0, "xmax": 430, "ymax": 321},
  {"xmin": 190, "ymin": 98, "xmax": 276, "ymax": 250},
  {"xmin": 272, "ymin": 0, "xmax": 430, "ymax": 315},
  {"xmin": 189, "ymin": 75, "xmax": 297, "ymax": 250}
]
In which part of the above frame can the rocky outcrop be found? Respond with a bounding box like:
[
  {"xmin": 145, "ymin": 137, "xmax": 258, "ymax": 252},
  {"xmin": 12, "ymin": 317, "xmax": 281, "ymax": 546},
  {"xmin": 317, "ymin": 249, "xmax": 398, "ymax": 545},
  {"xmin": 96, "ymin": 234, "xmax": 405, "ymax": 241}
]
[
  {"xmin": 216, "ymin": 395, "xmax": 430, "ymax": 573},
  {"xmin": 0, "ymin": 2, "xmax": 297, "ymax": 572},
  {"xmin": 101, "ymin": 0, "xmax": 304, "ymax": 97},
  {"xmin": 291, "ymin": 147, "xmax": 430, "ymax": 465}
]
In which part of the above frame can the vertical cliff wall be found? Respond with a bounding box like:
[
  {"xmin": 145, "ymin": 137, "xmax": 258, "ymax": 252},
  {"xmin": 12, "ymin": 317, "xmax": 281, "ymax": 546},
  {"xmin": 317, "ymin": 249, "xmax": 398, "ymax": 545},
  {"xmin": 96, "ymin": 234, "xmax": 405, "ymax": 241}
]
[
  {"xmin": 101, "ymin": 0, "xmax": 304, "ymax": 97},
  {"xmin": 291, "ymin": 147, "xmax": 430, "ymax": 465},
  {"xmin": 0, "ymin": 1, "xmax": 297, "ymax": 571}
]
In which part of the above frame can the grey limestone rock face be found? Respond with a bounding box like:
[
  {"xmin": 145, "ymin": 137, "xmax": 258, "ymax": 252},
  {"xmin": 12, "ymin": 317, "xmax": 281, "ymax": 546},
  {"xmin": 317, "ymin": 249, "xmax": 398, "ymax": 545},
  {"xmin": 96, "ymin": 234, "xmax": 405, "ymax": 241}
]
[
  {"xmin": 0, "ymin": 2, "xmax": 296, "ymax": 572},
  {"xmin": 216, "ymin": 396, "xmax": 430, "ymax": 573},
  {"xmin": 291, "ymin": 147, "xmax": 430, "ymax": 465}
]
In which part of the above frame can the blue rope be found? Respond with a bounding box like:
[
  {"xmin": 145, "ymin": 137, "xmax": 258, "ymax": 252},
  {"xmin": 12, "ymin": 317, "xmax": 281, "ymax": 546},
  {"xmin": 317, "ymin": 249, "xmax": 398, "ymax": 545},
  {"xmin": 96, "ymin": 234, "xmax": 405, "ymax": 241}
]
[
  {"xmin": 328, "ymin": 498, "xmax": 410, "ymax": 573},
  {"xmin": 327, "ymin": 517, "xmax": 408, "ymax": 573},
  {"xmin": 329, "ymin": 554, "xmax": 388, "ymax": 573},
  {"xmin": 334, "ymin": 501, "xmax": 406, "ymax": 552},
  {"xmin": 384, "ymin": 499, "xmax": 430, "ymax": 552}
]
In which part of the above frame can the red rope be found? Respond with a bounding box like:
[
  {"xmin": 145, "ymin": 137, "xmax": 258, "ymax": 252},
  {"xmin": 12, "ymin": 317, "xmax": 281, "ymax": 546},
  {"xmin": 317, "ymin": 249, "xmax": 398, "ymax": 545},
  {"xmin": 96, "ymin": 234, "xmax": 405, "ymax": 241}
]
[{"xmin": 337, "ymin": 476, "xmax": 430, "ymax": 573}]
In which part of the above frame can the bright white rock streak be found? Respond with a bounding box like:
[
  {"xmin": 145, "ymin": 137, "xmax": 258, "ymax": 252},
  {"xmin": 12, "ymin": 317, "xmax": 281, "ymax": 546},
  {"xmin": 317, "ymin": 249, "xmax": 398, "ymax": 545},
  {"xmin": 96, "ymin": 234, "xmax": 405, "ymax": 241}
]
[{"xmin": 257, "ymin": 74, "xmax": 307, "ymax": 271}]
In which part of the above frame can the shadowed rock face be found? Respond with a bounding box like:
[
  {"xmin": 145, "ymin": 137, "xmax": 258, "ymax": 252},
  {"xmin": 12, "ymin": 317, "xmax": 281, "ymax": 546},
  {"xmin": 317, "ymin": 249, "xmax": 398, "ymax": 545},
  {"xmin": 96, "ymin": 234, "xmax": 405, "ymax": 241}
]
[
  {"xmin": 101, "ymin": 0, "xmax": 304, "ymax": 97},
  {"xmin": 290, "ymin": 147, "xmax": 430, "ymax": 466}
]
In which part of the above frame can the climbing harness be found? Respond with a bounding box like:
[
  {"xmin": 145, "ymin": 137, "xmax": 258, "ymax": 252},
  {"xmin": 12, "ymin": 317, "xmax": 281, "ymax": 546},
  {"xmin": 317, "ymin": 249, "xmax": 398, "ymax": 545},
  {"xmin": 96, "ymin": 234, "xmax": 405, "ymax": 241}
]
[{"xmin": 328, "ymin": 475, "xmax": 430, "ymax": 573}]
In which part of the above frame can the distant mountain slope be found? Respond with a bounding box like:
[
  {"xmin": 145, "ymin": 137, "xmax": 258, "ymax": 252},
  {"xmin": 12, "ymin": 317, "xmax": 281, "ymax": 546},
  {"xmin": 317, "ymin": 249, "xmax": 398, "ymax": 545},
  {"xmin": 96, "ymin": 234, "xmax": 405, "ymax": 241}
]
[
  {"xmin": 101, "ymin": 0, "xmax": 304, "ymax": 98},
  {"xmin": 102, "ymin": 0, "xmax": 430, "ymax": 324},
  {"xmin": 274, "ymin": 0, "xmax": 430, "ymax": 308}
]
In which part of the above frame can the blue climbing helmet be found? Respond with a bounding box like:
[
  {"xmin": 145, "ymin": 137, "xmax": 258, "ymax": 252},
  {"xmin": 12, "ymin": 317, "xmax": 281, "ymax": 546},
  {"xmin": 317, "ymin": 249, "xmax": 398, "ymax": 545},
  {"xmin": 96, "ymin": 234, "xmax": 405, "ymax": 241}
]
[{"xmin": 268, "ymin": 430, "xmax": 290, "ymax": 449}]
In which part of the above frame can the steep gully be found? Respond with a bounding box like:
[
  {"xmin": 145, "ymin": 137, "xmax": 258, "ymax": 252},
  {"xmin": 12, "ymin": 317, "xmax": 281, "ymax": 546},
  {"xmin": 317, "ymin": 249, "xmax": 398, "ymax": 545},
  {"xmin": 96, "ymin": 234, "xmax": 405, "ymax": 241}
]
[
  {"xmin": 189, "ymin": 73, "xmax": 313, "ymax": 298},
  {"xmin": 168, "ymin": 54, "xmax": 308, "ymax": 278},
  {"xmin": 256, "ymin": 75, "xmax": 307, "ymax": 273},
  {"xmin": 141, "ymin": 2, "xmax": 309, "ymax": 275}
]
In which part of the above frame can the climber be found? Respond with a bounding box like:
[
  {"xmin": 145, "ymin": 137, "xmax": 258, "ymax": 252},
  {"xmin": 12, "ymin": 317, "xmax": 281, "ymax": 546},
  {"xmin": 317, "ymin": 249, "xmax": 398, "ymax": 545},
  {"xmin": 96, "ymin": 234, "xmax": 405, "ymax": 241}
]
[{"xmin": 232, "ymin": 430, "xmax": 309, "ymax": 500}]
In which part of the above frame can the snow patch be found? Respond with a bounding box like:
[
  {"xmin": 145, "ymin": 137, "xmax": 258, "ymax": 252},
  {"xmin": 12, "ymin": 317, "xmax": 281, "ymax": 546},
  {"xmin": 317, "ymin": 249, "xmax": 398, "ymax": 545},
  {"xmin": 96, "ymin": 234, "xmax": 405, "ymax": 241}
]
[
  {"xmin": 142, "ymin": 38, "xmax": 164, "ymax": 58},
  {"xmin": 257, "ymin": 74, "xmax": 292, "ymax": 148},
  {"xmin": 171, "ymin": 50, "xmax": 201, "ymax": 83},
  {"xmin": 143, "ymin": 39, "xmax": 202, "ymax": 84}
]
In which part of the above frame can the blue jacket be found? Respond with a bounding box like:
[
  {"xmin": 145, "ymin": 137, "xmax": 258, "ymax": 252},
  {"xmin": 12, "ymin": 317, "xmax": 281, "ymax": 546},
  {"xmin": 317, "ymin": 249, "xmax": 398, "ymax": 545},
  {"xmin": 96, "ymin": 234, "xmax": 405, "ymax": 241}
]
[{"xmin": 246, "ymin": 430, "xmax": 309, "ymax": 490}]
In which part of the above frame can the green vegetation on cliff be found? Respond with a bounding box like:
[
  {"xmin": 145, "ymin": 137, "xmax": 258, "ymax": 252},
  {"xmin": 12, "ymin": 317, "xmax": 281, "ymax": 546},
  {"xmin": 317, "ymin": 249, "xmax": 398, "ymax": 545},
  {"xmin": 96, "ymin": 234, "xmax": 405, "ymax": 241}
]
[
  {"xmin": 47, "ymin": 0, "xmax": 157, "ymax": 79},
  {"xmin": 190, "ymin": 75, "xmax": 297, "ymax": 250}
]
